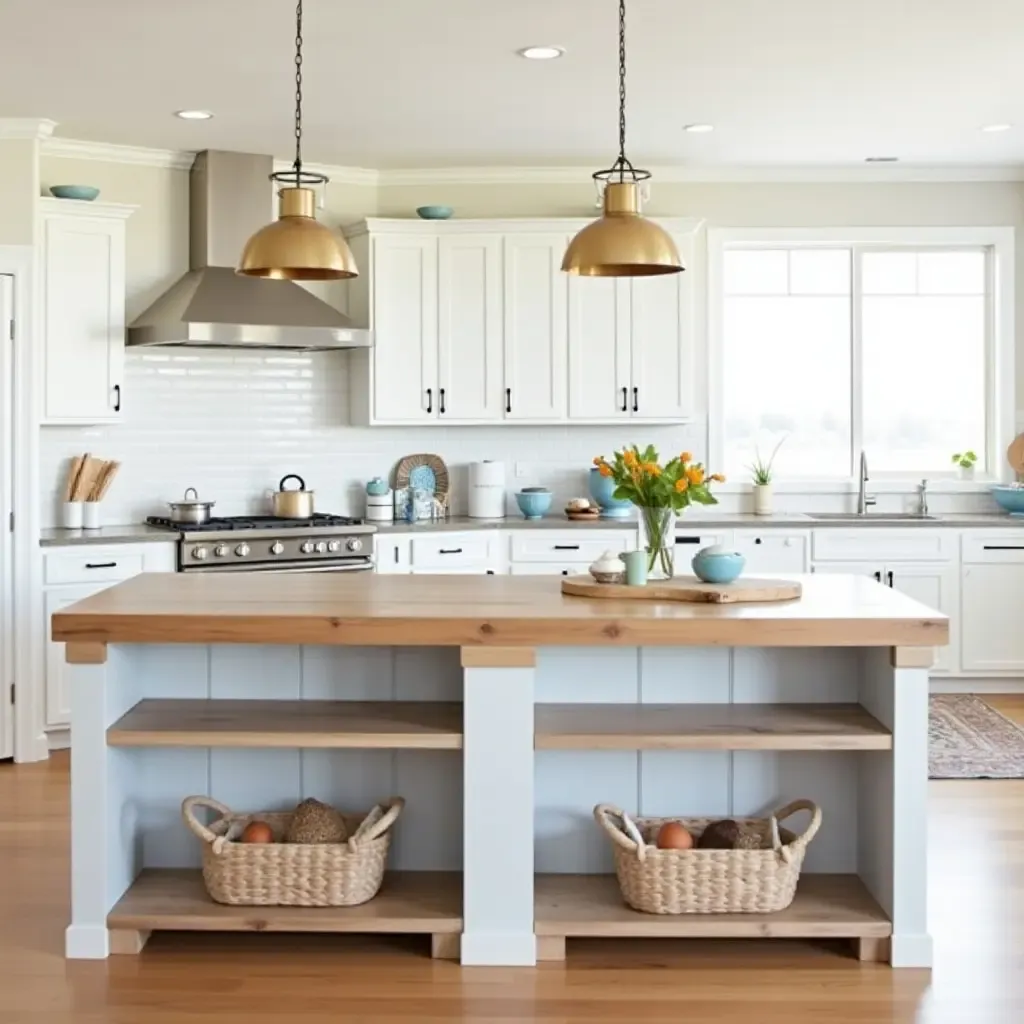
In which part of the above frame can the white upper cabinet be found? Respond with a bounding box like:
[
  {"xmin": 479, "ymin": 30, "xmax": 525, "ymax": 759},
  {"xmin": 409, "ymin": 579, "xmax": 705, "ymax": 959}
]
[
  {"xmin": 503, "ymin": 235, "xmax": 567, "ymax": 422},
  {"xmin": 346, "ymin": 217, "xmax": 702, "ymax": 426},
  {"xmin": 39, "ymin": 199, "xmax": 134, "ymax": 424}
]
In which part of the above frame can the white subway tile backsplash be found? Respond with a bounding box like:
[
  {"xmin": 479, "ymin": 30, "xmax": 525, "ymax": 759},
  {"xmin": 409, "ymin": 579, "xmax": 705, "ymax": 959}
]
[{"xmin": 39, "ymin": 350, "xmax": 700, "ymax": 527}]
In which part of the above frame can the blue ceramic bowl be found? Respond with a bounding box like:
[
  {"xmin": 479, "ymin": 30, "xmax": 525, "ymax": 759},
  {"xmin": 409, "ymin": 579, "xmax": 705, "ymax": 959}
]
[
  {"xmin": 692, "ymin": 545, "xmax": 746, "ymax": 584},
  {"xmin": 992, "ymin": 485, "xmax": 1024, "ymax": 515},
  {"xmin": 50, "ymin": 185, "xmax": 100, "ymax": 201},
  {"xmin": 588, "ymin": 467, "xmax": 633, "ymax": 519},
  {"xmin": 416, "ymin": 205, "xmax": 454, "ymax": 220},
  {"xmin": 515, "ymin": 490, "xmax": 553, "ymax": 519}
]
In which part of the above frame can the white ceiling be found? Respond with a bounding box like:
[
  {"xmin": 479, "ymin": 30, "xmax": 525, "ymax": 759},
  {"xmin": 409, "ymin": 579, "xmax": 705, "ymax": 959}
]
[{"xmin": 2, "ymin": 0, "xmax": 1023, "ymax": 169}]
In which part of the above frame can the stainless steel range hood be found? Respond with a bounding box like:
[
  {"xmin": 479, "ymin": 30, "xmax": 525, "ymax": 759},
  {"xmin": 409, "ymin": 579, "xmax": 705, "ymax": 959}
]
[{"xmin": 128, "ymin": 151, "xmax": 371, "ymax": 350}]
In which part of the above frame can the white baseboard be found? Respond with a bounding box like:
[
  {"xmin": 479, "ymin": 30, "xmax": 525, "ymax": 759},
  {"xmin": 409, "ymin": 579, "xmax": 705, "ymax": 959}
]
[
  {"xmin": 460, "ymin": 932, "xmax": 536, "ymax": 966},
  {"xmin": 930, "ymin": 678, "xmax": 1024, "ymax": 694},
  {"xmin": 47, "ymin": 727, "xmax": 70, "ymax": 751},
  {"xmin": 65, "ymin": 924, "xmax": 109, "ymax": 959},
  {"xmin": 890, "ymin": 932, "xmax": 933, "ymax": 968}
]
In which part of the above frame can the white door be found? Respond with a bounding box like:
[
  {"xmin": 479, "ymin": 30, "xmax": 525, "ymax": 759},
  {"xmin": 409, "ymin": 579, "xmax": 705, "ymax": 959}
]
[
  {"xmin": 886, "ymin": 562, "xmax": 958, "ymax": 675},
  {"xmin": 41, "ymin": 214, "xmax": 124, "ymax": 423},
  {"xmin": 961, "ymin": 562, "xmax": 1024, "ymax": 673},
  {"xmin": 0, "ymin": 276, "xmax": 12, "ymax": 758},
  {"xmin": 438, "ymin": 234, "xmax": 502, "ymax": 422},
  {"xmin": 733, "ymin": 532, "xmax": 809, "ymax": 574},
  {"xmin": 371, "ymin": 235, "xmax": 438, "ymax": 422},
  {"xmin": 629, "ymin": 257, "xmax": 694, "ymax": 421},
  {"xmin": 503, "ymin": 235, "xmax": 567, "ymax": 421},
  {"xmin": 568, "ymin": 277, "xmax": 630, "ymax": 420}
]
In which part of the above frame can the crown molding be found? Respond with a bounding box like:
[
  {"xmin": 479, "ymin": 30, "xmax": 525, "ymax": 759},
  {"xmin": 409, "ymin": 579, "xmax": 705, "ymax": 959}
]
[
  {"xmin": 272, "ymin": 158, "xmax": 379, "ymax": 187},
  {"xmin": 0, "ymin": 118, "xmax": 57, "ymax": 141},
  {"xmin": 42, "ymin": 137, "xmax": 194, "ymax": 169}
]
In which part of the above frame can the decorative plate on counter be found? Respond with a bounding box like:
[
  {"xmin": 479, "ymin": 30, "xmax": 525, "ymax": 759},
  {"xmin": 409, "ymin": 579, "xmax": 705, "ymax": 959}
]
[{"xmin": 394, "ymin": 453, "xmax": 450, "ymax": 505}]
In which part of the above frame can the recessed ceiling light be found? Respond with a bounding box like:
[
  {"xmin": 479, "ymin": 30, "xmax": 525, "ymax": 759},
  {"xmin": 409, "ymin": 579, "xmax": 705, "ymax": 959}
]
[
  {"xmin": 174, "ymin": 109, "xmax": 214, "ymax": 120},
  {"xmin": 982, "ymin": 123, "xmax": 1012, "ymax": 133},
  {"xmin": 865, "ymin": 156, "xmax": 899, "ymax": 163},
  {"xmin": 517, "ymin": 46, "xmax": 565, "ymax": 60},
  {"xmin": 683, "ymin": 123, "xmax": 714, "ymax": 134}
]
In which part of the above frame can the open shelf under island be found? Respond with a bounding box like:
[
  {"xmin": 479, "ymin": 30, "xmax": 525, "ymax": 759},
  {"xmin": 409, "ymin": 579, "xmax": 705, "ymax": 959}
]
[{"xmin": 52, "ymin": 572, "xmax": 946, "ymax": 968}]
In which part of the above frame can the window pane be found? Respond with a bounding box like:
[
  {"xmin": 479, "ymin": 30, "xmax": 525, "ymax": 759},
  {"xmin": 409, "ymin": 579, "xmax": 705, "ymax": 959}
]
[
  {"xmin": 862, "ymin": 295, "xmax": 986, "ymax": 471},
  {"xmin": 789, "ymin": 249, "xmax": 851, "ymax": 295},
  {"xmin": 723, "ymin": 296, "xmax": 851, "ymax": 478},
  {"xmin": 918, "ymin": 251, "xmax": 985, "ymax": 295},
  {"xmin": 723, "ymin": 250, "xmax": 788, "ymax": 294},
  {"xmin": 862, "ymin": 252, "xmax": 916, "ymax": 294}
]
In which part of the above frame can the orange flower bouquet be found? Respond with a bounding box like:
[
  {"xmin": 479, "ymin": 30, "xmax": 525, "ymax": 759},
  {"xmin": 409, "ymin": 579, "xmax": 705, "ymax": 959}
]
[{"xmin": 593, "ymin": 446, "xmax": 724, "ymax": 578}]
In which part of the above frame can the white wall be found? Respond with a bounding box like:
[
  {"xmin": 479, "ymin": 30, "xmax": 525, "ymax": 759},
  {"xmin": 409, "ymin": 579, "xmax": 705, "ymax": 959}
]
[{"xmin": 37, "ymin": 156, "xmax": 1021, "ymax": 526}]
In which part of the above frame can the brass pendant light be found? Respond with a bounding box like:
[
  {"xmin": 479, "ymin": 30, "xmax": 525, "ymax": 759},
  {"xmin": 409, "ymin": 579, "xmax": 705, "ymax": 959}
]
[
  {"xmin": 238, "ymin": 0, "xmax": 358, "ymax": 280},
  {"xmin": 562, "ymin": 0, "xmax": 682, "ymax": 277}
]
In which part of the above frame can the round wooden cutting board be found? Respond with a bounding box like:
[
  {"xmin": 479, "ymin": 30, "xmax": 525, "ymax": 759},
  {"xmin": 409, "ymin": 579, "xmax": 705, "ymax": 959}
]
[
  {"xmin": 561, "ymin": 575, "xmax": 802, "ymax": 605},
  {"xmin": 1007, "ymin": 433, "xmax": 1024, "ymax": 477}
]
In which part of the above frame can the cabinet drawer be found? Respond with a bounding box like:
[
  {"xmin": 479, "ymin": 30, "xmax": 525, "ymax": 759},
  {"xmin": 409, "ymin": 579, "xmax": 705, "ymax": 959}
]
[
  {"xmin": 44, "ymin": 548, "xmax": 145, "ymax": 584},
  {"xmin": 812, "ymin": 529, "xmax": 954, "ymax": 563},
  {"xmin": 962, "ymin": 531, "xmax": 1024, "ymax": 563},
  {"xmin": 509, "ymin": 531, "xmax": 631, "ymax": 563},
  {"xmin": 509, "ymin": 562, "xmax": 589, "ymax": 576},
  {"xmin": 410, "ymin": 533, "xmax": 495, "ymax": 567}
]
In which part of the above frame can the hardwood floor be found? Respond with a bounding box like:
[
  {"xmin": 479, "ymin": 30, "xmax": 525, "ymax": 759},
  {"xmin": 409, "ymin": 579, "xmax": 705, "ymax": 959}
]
[{"xmin": 3, "ymin": 751, "xmax": 1024, "ymax": 1022}]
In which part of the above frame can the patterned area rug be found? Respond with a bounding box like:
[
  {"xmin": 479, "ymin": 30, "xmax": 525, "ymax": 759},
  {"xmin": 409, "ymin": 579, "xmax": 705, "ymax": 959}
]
[{"xmin": 929, "ymin": 695, "xmax": 1024, "ymax": 779}]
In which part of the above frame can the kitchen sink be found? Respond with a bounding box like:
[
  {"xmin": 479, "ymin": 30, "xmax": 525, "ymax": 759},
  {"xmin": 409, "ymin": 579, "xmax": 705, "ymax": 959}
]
[{"xmin": 805, "ymin": 512, "xmax": 937, "ymax": 521}]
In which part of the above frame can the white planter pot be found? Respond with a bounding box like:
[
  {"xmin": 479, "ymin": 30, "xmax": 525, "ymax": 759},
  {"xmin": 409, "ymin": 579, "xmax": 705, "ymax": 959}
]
[
  {"xmin": 960, "ymin": 465, "xmax": 976, "ymax": 481},
  {"xmin": 753, "ymin": 484, "xmax": 773, "ymax": 516}
]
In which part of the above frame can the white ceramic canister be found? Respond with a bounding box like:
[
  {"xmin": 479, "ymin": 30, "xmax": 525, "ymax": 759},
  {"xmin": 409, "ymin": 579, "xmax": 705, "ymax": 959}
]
[{"xmin": 468, "ymin": 460, "xmax": 506, "ymax": 519}]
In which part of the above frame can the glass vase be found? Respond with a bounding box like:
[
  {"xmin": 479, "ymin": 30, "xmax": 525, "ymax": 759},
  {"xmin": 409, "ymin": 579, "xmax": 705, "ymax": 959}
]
[{"xmin": 637, "ymin": 505, "xmax": 675, "ymax": 580}]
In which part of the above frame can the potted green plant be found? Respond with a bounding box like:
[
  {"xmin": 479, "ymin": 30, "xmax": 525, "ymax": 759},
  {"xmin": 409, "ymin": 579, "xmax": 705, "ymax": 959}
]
[
  {"xmin": 952, "ymin": 450, "xmax": 978, "ymax": 480},
  {"xmin": 749, "ymin": 439, "xmax": 784, "ymax": 516},
  {"xmin": 593, "ymin": 446, "xmax": 724, "ymax": 579}
]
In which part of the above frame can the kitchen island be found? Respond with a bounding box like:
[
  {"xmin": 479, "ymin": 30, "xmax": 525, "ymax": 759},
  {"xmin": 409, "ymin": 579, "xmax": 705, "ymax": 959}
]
[{"xmin": 52, "ymin": 572, "xmax": 946, "ymax": 967}]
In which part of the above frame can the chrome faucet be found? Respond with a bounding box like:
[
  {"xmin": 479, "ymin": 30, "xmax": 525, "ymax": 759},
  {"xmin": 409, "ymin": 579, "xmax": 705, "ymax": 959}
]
[
  {"xmin": 918, "ymin": 479, "xmax": 929, "ymax": 516},
  {"xmin": 857, "ymin": 450, "xmax": 876, "ymax": 515}
]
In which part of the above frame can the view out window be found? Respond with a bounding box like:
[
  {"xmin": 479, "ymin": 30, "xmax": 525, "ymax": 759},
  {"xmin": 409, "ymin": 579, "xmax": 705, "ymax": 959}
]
[{"xmin": 721, "ymin": 246, "xmax": 989, "ymax": 478}]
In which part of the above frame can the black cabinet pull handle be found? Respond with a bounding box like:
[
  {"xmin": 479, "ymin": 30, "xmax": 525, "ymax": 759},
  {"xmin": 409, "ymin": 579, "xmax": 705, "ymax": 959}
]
[
  {"xmin": 754, "ymin": 538, "xmax": 762, "ymax": 545},
  {"xmin": 426, "ymin": 388, "xmax": 432, "ymax": 413},
  {"xmin": 886, "ymin": 570, "xmax": 894, "ymax": 588},
  {"xmin": 632, "ymin": 387, "xmax": 638, "ymax": 413},
  {"xmin": 439, "ymin": 387, "xmax": 446, "ymax": 414},
  {"xmin": 506, "ymin": 388, "xmax": 511, "ymax": 414},
  {"xmin": 620, "ymin": 386, "xmax": 628, "ymax": 412},
  {"xmin": 873, "ymin": 570, "xmax": 882, "ymax": 583},
  {"xmin": 675, "ymin": 536, "xmax": 700, "ymax": 545},
  {"xmin": 982, "ymin": 545, "xmax": 1024, "ymax": 550},
  {"xmin": 113, "ymin": 384, "xmax": 121, "ymax": 412},
  {"xmin": 554, "ymin": 544, "xmax": 580, "ymax": 551},
  {"xmin": 561, "ymin": 569, "xmax": 569, "ymax": 576},
  {"xmin": 439, "ymin": 548, "xmax": 463, "ymax": 555},
  {"xmin": 486, "ymin": 570, "xmax": 495, "ymax": 575},
  {"xmin": 85, "ymin": 561, "xmax": 117, "ymax": 569}
]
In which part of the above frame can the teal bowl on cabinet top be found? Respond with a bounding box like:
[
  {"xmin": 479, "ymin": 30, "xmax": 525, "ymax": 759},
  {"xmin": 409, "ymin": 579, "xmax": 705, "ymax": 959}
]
[
  {"xmin": 588, "ymin": 467, "xmax": 633, "ymax": 518},
  {"xmin": 515, "ymin": 490, "xmax": 553, "ymax": 519},
  {"xmin": 692, "ymin": 544, "xmax": 746, "ymax": 584},
  {"xmin": 50, "ymin": 185, "xmax": 100, "ymax": 201},
  {"xmin": 992, "ymin": 485, "xmax": 1024, "ymax": 516},
  {"xmin": 416, "ymin": 205, "xmax": 454, "ymax": 220}
]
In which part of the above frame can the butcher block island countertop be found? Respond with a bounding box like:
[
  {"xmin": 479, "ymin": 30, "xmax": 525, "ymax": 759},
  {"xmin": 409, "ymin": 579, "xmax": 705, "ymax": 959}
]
[{"xmin": 51, "ymin": 571, "xmax": 947, "ymax": 649}]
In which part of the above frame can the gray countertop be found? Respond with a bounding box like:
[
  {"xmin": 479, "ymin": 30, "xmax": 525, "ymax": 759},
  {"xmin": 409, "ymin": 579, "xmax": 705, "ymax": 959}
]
[{"xmin": 39, "ymin": 512, "xmax": 1024, "ymax": 547}]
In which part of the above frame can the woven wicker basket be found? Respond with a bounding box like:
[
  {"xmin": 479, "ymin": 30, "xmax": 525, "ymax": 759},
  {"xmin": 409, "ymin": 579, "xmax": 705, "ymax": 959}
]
[
  {"xmin": 594, "ymin": 799, "xmax": 822, "ymax": 915},
  {"xmin": 182, "ymin": 795, "xmax": 404, "ymax": 907}
]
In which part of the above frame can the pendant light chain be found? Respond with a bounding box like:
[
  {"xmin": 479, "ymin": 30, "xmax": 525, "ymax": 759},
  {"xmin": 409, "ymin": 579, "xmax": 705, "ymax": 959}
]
[
  {"xmin": 294, "ymin": 0, "xmax": 303, "ymax": 177},
  {"xmin": 617, "ymin": 0, "xmax": 627, "ymax": 172}
]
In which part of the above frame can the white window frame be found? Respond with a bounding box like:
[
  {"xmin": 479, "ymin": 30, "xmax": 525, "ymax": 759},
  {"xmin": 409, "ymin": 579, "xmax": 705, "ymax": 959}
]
[{"xmin": 708, "ymin": 226, "xmax": 1016, "ymax": 492}]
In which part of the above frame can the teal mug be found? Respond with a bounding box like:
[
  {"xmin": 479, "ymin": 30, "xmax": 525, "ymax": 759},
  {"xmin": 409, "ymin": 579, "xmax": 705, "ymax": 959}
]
[{"xmin": 619, "ymin": 550, "xmax": 648, "ymax": 586}]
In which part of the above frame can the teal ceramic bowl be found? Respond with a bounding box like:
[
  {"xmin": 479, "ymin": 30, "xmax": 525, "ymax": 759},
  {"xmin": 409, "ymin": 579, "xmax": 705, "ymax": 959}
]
[
  {"xmin": 992, "ymin": 485, "xmax": 1024, "ymax": 516},
  {"xmin": 416, "ymin": 205, "xmax": 454, "ymax": 220},
  {"xmin": 515, "ymin": 490, "xmax": 553, "ymax": 520},
  {"xmin": 50, "ymin": 185, "xmax": 100, "ymax": 201},
  {"xmin": 588, "ymin": 467, "xmax": 633, "ymax": 518},
  {"xmin": 692, "ymin": 544, "xmax": 746, "ymax": 584}
]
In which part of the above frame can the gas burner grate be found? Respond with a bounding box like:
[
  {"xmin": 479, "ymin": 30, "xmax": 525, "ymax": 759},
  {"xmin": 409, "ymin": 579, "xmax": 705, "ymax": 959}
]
[{"xmin": 146, "ymin": 513, "xmax": 363, "ymax": 533}]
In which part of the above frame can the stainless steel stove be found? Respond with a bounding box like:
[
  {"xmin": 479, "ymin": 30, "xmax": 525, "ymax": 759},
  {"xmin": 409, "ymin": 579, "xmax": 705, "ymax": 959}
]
[{"xmin": 145, "ymin": 514, "xmax": 377, "ymax": 573}]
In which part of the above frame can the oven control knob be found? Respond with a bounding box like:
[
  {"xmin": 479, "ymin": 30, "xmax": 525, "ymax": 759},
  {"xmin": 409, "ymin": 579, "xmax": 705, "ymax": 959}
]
[
  {"xmin": 315, "ymin": 541, "xmax": 328, "ymax": 554},
  {"xmin": 327, "ymin": 540, "xmax": 341, "ymax": 553},
  {"xmin": 270, "ymin": 541, "xmax": 284, "ymax": 556},
  {"xmin": 347, "ymin": 538, "xmax": 363, "ymax": 552},
  {"xmin": 214, "ymin": 544, "xmax": 230, "ymax": 558},
  {"xmin": 300, "ymin": 541, "xmax": 314, "ymax": 554},
  {"xmin": 234, "ymin": 543, "xmax": 250, "ymax": 557},
  {"xmin": 191, "ymin": 546, "xmax": 209, "ymax": 560}
]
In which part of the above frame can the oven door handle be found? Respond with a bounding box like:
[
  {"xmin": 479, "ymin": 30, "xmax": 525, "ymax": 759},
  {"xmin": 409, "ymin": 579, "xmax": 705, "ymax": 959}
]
[{"xmin": 183, "ymin": 561, "xmax": 374, "ymax": 574}]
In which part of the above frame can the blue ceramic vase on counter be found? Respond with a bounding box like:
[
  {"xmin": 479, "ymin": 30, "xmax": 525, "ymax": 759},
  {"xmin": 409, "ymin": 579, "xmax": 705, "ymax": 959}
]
[
  {"xmin": 588, "ymin": 467, "xmax": 633, "ymax": 519},
  {"xmin": 692, "ymin": 544, "xmax": 746, "ymax": 584}
]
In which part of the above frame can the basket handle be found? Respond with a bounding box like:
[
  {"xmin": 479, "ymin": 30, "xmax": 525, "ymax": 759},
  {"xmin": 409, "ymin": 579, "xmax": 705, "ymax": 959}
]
[
  {"xmin": 349, "ymin": 797, "xmax": 405, "ymax": 847},
  {"xmin": 181, "ymin": 795, "xmax": 235, "ymax": 845},
  {"xmin": 594, "ymin": 804, "xmax": 647, "ymax": 862},
  {"xmin": 771, "ymin": 799, "xmax": 822, "ymax": 862}
]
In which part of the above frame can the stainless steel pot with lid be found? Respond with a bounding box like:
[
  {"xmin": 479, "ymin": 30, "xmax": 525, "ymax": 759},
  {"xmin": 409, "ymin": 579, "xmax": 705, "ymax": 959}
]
[
  {"xmin": 272, "ymin": 474, "xmax": 315, "ymax": 519},
  {"xmin": 167, "ymin": 487, "xmax": 216, "ymax": 524}
]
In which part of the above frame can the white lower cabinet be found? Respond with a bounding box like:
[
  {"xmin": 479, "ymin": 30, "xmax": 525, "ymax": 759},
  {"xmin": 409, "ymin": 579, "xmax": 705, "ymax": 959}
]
[
  {"xmin": 960, "ymin": 532, "xmax": 1024, "ymax": 673},
  {"xmin": 42, "ymin": 542, "xmax": 175, "ymax": 729},
  {"xmin": 510, "ymin": 563, "xmax": 587, "ymax": 576},
  {"xmin": 733, "ymin": 531, "xmax": 809, "ymax": 574}
]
